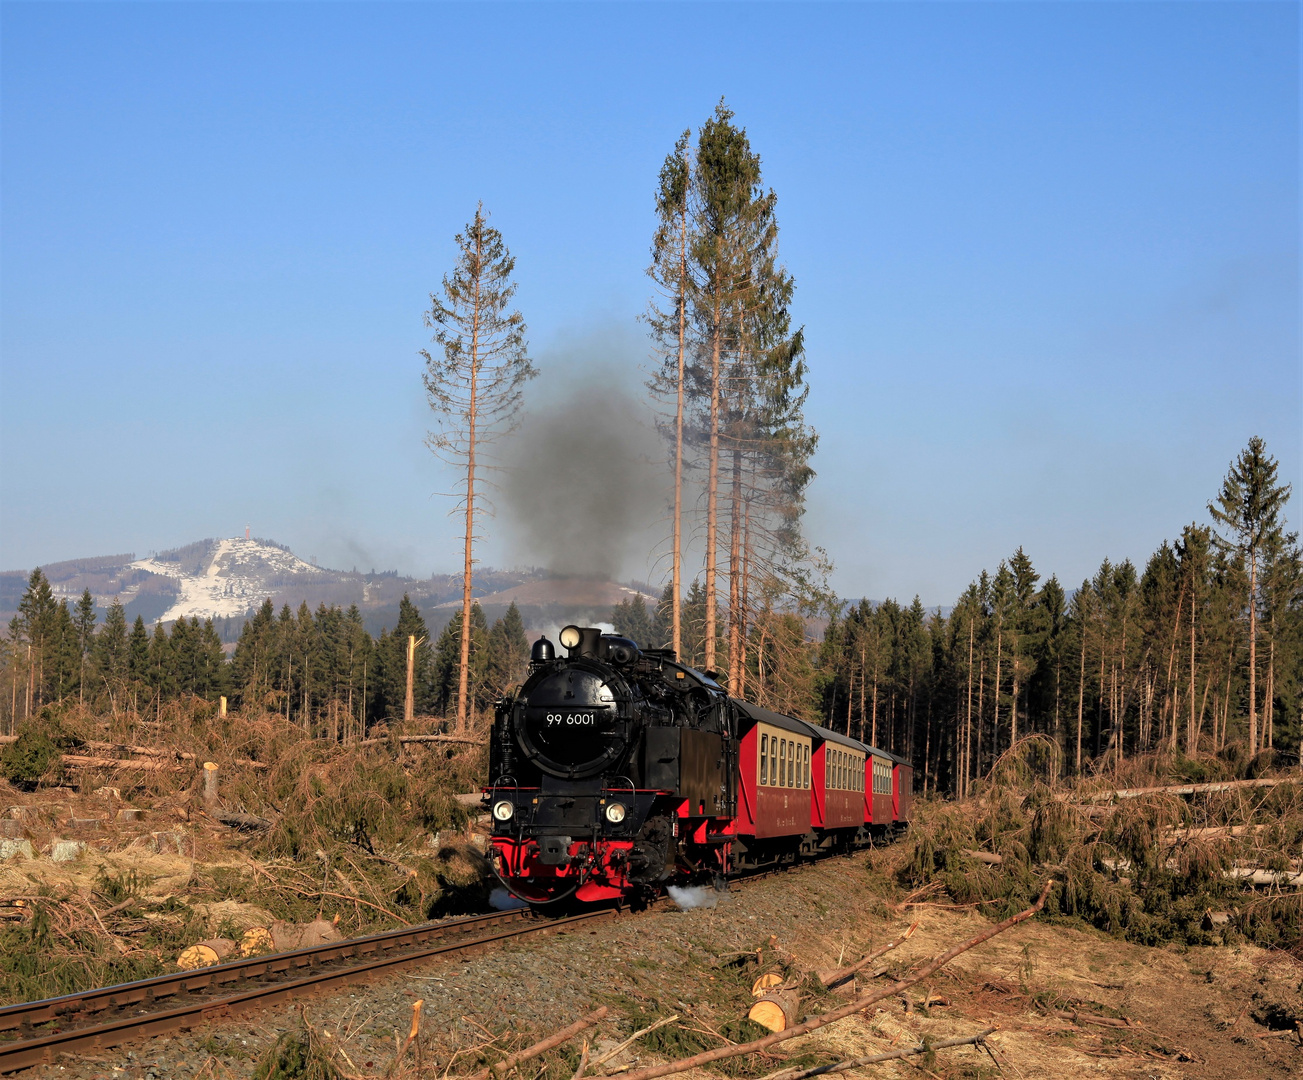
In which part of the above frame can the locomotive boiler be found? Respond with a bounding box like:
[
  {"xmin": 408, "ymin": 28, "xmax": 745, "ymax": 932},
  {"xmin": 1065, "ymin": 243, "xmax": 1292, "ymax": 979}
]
[{"xmin": 486, "ymin": 626, "xmax": 911, "ymax": 907}]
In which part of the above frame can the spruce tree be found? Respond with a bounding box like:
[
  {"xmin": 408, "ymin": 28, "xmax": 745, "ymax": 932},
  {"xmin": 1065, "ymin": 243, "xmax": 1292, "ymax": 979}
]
[
  {"xmin": 646, "ymin": 130, "xmax": 695, "ymax": 660},
  {"xmin": 1209, "ymin": 436, "xmax": 1294, "ymax": 754},
  {"xmin": 232, "ymin": 599, "xmax": 277, "ymax": 711},
  {"xmin": 422, "ymin": 204, "xmax": 535, "ymax": 732},
  {"xmin": 11, "ymin": 569, "xmax": 58, "ymax": 714},
  {"xmin": 75, "ymin": 589, "xmax": 96, "ymax": 705},
  {"xmin": 93, "ymin": 600, "xmax": 130, "ymax": 701},
  {"xmin": 611, "ymin": 596, "xmax": 653, "ymax": 647},
  {"xmin": 650, "ymin": 584, "xmax": 675, "ymax": 651},
  {"xmin": 485, "ymin": 601, "xmax": 530, "ymax": 700},
  {"xmin": 381, "ymin": 595, "xmax": 433, "ymax": 722},
  {"xmin": 128, "ymin": 616, "xmax": 150, "ymax": 713},
  {"xmin": 148, "ymin": 623, "xmax": 174, "ymax": 717}
]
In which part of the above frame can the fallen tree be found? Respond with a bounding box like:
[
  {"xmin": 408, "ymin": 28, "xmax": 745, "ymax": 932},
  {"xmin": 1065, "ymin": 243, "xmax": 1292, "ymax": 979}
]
[
  {"xmin": 592, "ymin": 882, "xmax": 1052, "ymax": 1080},
  {"xmin": 1081, "ymin": 777, "xmax": 1300, "ymax": 802}
]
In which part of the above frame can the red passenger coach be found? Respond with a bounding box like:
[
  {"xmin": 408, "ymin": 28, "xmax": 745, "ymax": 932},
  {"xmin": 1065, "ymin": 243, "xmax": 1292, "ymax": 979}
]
[{"xmin": 735, "ymin": 703, "xmax": 812, "ymax": 841}]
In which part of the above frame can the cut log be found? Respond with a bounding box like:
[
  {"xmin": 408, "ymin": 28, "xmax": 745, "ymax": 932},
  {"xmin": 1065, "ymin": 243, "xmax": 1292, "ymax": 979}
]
[
  {"xmin": 751, "ymin": 972, "xmax": 784, "ymax": 997},
  {"xmin": 239, "ymin": 926, "xmax": 274, "ymax": 956},
  {"xmin": 1226, "ymin": 867, "xmax": 1303, "ymax": 887},
  {"xmin": 176, "ymin": 943, "xmax": 220, "ymax": 969},
  {"xmin": 748, "ymin": 990, "xmax": 801, "ymax": 1033},
  {"xmin": 61, "ymin": 755, "xmax": 183, "ymax": 772},
  {"xmin": 962, "ymin": 849, "xmax": 1003, "ymax": 865},
  {"xmin": 1082, "ymin": 777, "xmax": 1299, "ymax": 802},
  {"xmin": 1166, "ymin": 825, "xmax": 1264, "ymax": 840}
]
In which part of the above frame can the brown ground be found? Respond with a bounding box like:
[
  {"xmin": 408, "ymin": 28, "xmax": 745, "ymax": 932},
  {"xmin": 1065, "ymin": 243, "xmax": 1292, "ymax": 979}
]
[{"xmin": 9, "ymin": 844, "xmax": 1300, "ymax": 1080}]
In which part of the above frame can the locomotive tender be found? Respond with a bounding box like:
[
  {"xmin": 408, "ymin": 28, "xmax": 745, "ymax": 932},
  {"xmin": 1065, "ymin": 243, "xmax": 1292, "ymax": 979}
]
[{"xmin": 486, "ymin": 625, "xmax": 913, "ymax": 906}]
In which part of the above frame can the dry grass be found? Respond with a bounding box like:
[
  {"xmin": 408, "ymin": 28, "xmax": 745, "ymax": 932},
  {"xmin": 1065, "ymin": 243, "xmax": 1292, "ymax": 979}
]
[{"xmin": 0, "ymin": 702, "xmax": 489, "ymax": 1004}]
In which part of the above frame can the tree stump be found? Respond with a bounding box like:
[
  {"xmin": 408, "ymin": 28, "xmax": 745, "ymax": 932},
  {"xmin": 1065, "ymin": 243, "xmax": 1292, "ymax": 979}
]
[{"xmin": 748, "ymin": 990, "xmax": 801, "ymax": 1032}]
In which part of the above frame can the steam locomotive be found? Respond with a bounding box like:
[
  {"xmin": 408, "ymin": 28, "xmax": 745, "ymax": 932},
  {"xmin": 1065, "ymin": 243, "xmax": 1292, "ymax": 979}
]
[{"xmin": 485, "ymin": 626, "xmax": 913, "ymax": 907}]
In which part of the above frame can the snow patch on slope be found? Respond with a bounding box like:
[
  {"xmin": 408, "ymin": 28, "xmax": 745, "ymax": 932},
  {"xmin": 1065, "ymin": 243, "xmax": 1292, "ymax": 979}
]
[{"xmin": 130, "ymin": 538, "xmax": 323, "ymax": 623}]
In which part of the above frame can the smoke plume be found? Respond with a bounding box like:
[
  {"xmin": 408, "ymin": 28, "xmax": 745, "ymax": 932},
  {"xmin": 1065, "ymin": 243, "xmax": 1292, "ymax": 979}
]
[{"xmin": 501, "ymin": 335, "xmax": 666, "ymax": 582}]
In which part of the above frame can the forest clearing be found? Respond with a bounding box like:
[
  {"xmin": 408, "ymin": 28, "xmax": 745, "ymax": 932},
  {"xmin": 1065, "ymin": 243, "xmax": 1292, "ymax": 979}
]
[{"xmin": 0, "ymin": 702, "xmax": 1299, "ymax": 1078}]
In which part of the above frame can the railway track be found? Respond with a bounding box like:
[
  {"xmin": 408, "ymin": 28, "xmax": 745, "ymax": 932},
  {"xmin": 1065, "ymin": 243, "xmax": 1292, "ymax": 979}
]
[
  {"xmin": 0, "ymin": 850, "xmax": 874, "ymax": 1074},
  {"xmin": 0, "ymin": 906, "xmax": 616, "ymax": 1073}
]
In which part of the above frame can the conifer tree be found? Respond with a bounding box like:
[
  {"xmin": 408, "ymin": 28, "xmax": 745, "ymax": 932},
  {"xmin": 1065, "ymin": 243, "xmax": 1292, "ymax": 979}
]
[
  {"xmin": 93, "ymin": 600, "xmax": 129, "ymax": 703},
  {"xmin": 485, "ymin": 601, "xmax": 530, "ymax": 699},
  {"xmin": 75, "ymin": 589, "xmax": 96, "ymax": 705},
  {"xmin": 11, "ymin": 569, "xmax": 58, "ymax": 715},
  {"xmin": 128, "ymin": 616, "xmax": 150, "ymax": 713},
  {"xmin": 148, "ymin": 623, "xmax": 174, "ymax": 718},
  {"xmin": 611, "ymin": 596, "xmax": 653, "ymax": 646},
  {"xmin": 646, "ymin": 131, "xmax": 695, "ymax": 659},
  {"xmin": 422, "ymin": 204, "xmax": 535, "ymax": 732},
  {"xmin": 650, "ymin": 585, "xmax": 674, "ymax": 650},
  {"xmin": 1209, "ymin": 436, "xmax": 1295, "ymax": 754},
  {"xmin": 432, "ymin": 603, "xmax": 487, "ymax": 717}
]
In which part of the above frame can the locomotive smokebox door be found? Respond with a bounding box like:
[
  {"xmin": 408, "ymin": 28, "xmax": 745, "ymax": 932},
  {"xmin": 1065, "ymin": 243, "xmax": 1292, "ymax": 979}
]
[
  {"xmin": 680, "ymin": 730, "xmax": 726, "ymax": 815},
  {"xmin": 644, "ymin": 727, "xmax": 679, "ymax": 791}
]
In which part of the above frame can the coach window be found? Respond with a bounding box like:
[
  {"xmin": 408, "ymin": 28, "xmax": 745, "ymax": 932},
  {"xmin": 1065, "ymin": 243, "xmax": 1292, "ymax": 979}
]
[
  {"xmin": 779, "ymin": 740, "xmax": 787, "ymax": 787},
  {"xmin": 804, "ymin": 745, "xmax": 810, "ymax": 788},
  {"xmin": 760, "ymin": 734, "xmax": 768, "ymax": 786}
]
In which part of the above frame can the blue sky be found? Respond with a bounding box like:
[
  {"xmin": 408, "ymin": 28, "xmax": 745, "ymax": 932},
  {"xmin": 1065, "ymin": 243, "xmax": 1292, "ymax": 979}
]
[{"xmin": 1, "ymin": 2, "xmax": 1298, "ymax": 606}]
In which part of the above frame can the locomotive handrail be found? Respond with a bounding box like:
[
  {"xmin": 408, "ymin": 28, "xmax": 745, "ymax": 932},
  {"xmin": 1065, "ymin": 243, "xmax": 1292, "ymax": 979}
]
[
  {"xmin": 603, "ymin": 775, "xmax": 636, "ymax": 804},
  {"xmin": 489, "ymin": 775, "xmax": 521, "ymax": 809}
]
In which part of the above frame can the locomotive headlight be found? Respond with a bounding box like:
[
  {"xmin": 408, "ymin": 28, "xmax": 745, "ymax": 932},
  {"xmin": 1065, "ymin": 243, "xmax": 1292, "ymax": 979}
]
[
  {"xmin": 605, "ymin": 802, "xmax": 626, "ymax": 824},
  {"xmin": 492, "ymin": 800, "xmax": 515, "ymax": 822},
  {"xmin": 559, "ymin": 625, "xmax": 582, "ymax": 650}
]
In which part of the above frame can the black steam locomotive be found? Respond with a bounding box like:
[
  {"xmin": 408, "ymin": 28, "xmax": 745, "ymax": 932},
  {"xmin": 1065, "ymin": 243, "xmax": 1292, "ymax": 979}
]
[{"xmin": 486, "ymin": 626, "xmax": 912, "ymax": 907}]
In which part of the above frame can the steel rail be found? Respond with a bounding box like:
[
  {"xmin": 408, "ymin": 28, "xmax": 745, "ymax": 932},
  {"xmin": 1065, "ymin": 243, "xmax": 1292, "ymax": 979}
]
[
  {"xmin": 0, "ymin": 845, "xmax": 883, "ymax": 1072},
  {"xmin": 0, "ymin": 907, "xmax": 612, "ymax": 1073}
]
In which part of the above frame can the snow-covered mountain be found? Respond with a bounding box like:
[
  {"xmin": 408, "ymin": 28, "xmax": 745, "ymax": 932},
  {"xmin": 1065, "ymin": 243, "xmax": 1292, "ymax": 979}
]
[
  {"xmin": 1, "ymin": 537, "xmax": 659, "ymax": 641},
  {"xmin": 126, "ymin": 538, "xmax": 325, "ymax": 623}
]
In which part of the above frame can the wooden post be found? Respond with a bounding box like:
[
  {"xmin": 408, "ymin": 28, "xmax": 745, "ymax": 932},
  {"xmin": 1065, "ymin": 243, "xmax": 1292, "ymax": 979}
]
[
  {"xmin": 405, "ymin": 635, "xmax": 417, "ymax": 726},
  {"xmin": 203, "ymin": 762, "xmax": 219, "ymax": 807},
  {"xmin": 218, "ymin": 695, "xmax": 227, "ymax": 718}
]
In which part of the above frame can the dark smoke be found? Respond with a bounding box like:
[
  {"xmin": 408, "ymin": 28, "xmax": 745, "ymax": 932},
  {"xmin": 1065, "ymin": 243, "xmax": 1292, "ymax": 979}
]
[{"xmin": 501, "ymin": 349, "xmax": 666, "ymax": 582}]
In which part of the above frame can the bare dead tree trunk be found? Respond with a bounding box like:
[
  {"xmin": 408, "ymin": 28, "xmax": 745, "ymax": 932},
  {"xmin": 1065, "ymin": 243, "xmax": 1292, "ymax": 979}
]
[
  {"xmin": 704, "ymin": 294, "xmax": 722, "ymax": 674},
  {"xmin": 456, "ymin": 251, "xmax": 483, "ymax": 735},
  {"xmin": 1248, "ymin": 550, "xmax": 1258, "ymax": 754},
  {"xmin": 1163, "ymin": 584, "xmax": 1185, "ymax": 750},
  {"xmin": 671, "ymin": 205, "xmax": 688, "ymax": 659},
  {"xmin": 964, "ymin": 617, "xmax": 974, "ymax": 797},
  {"xmin": 727, "ymin": 447, "xmax": 743, "ymax": 689}
]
